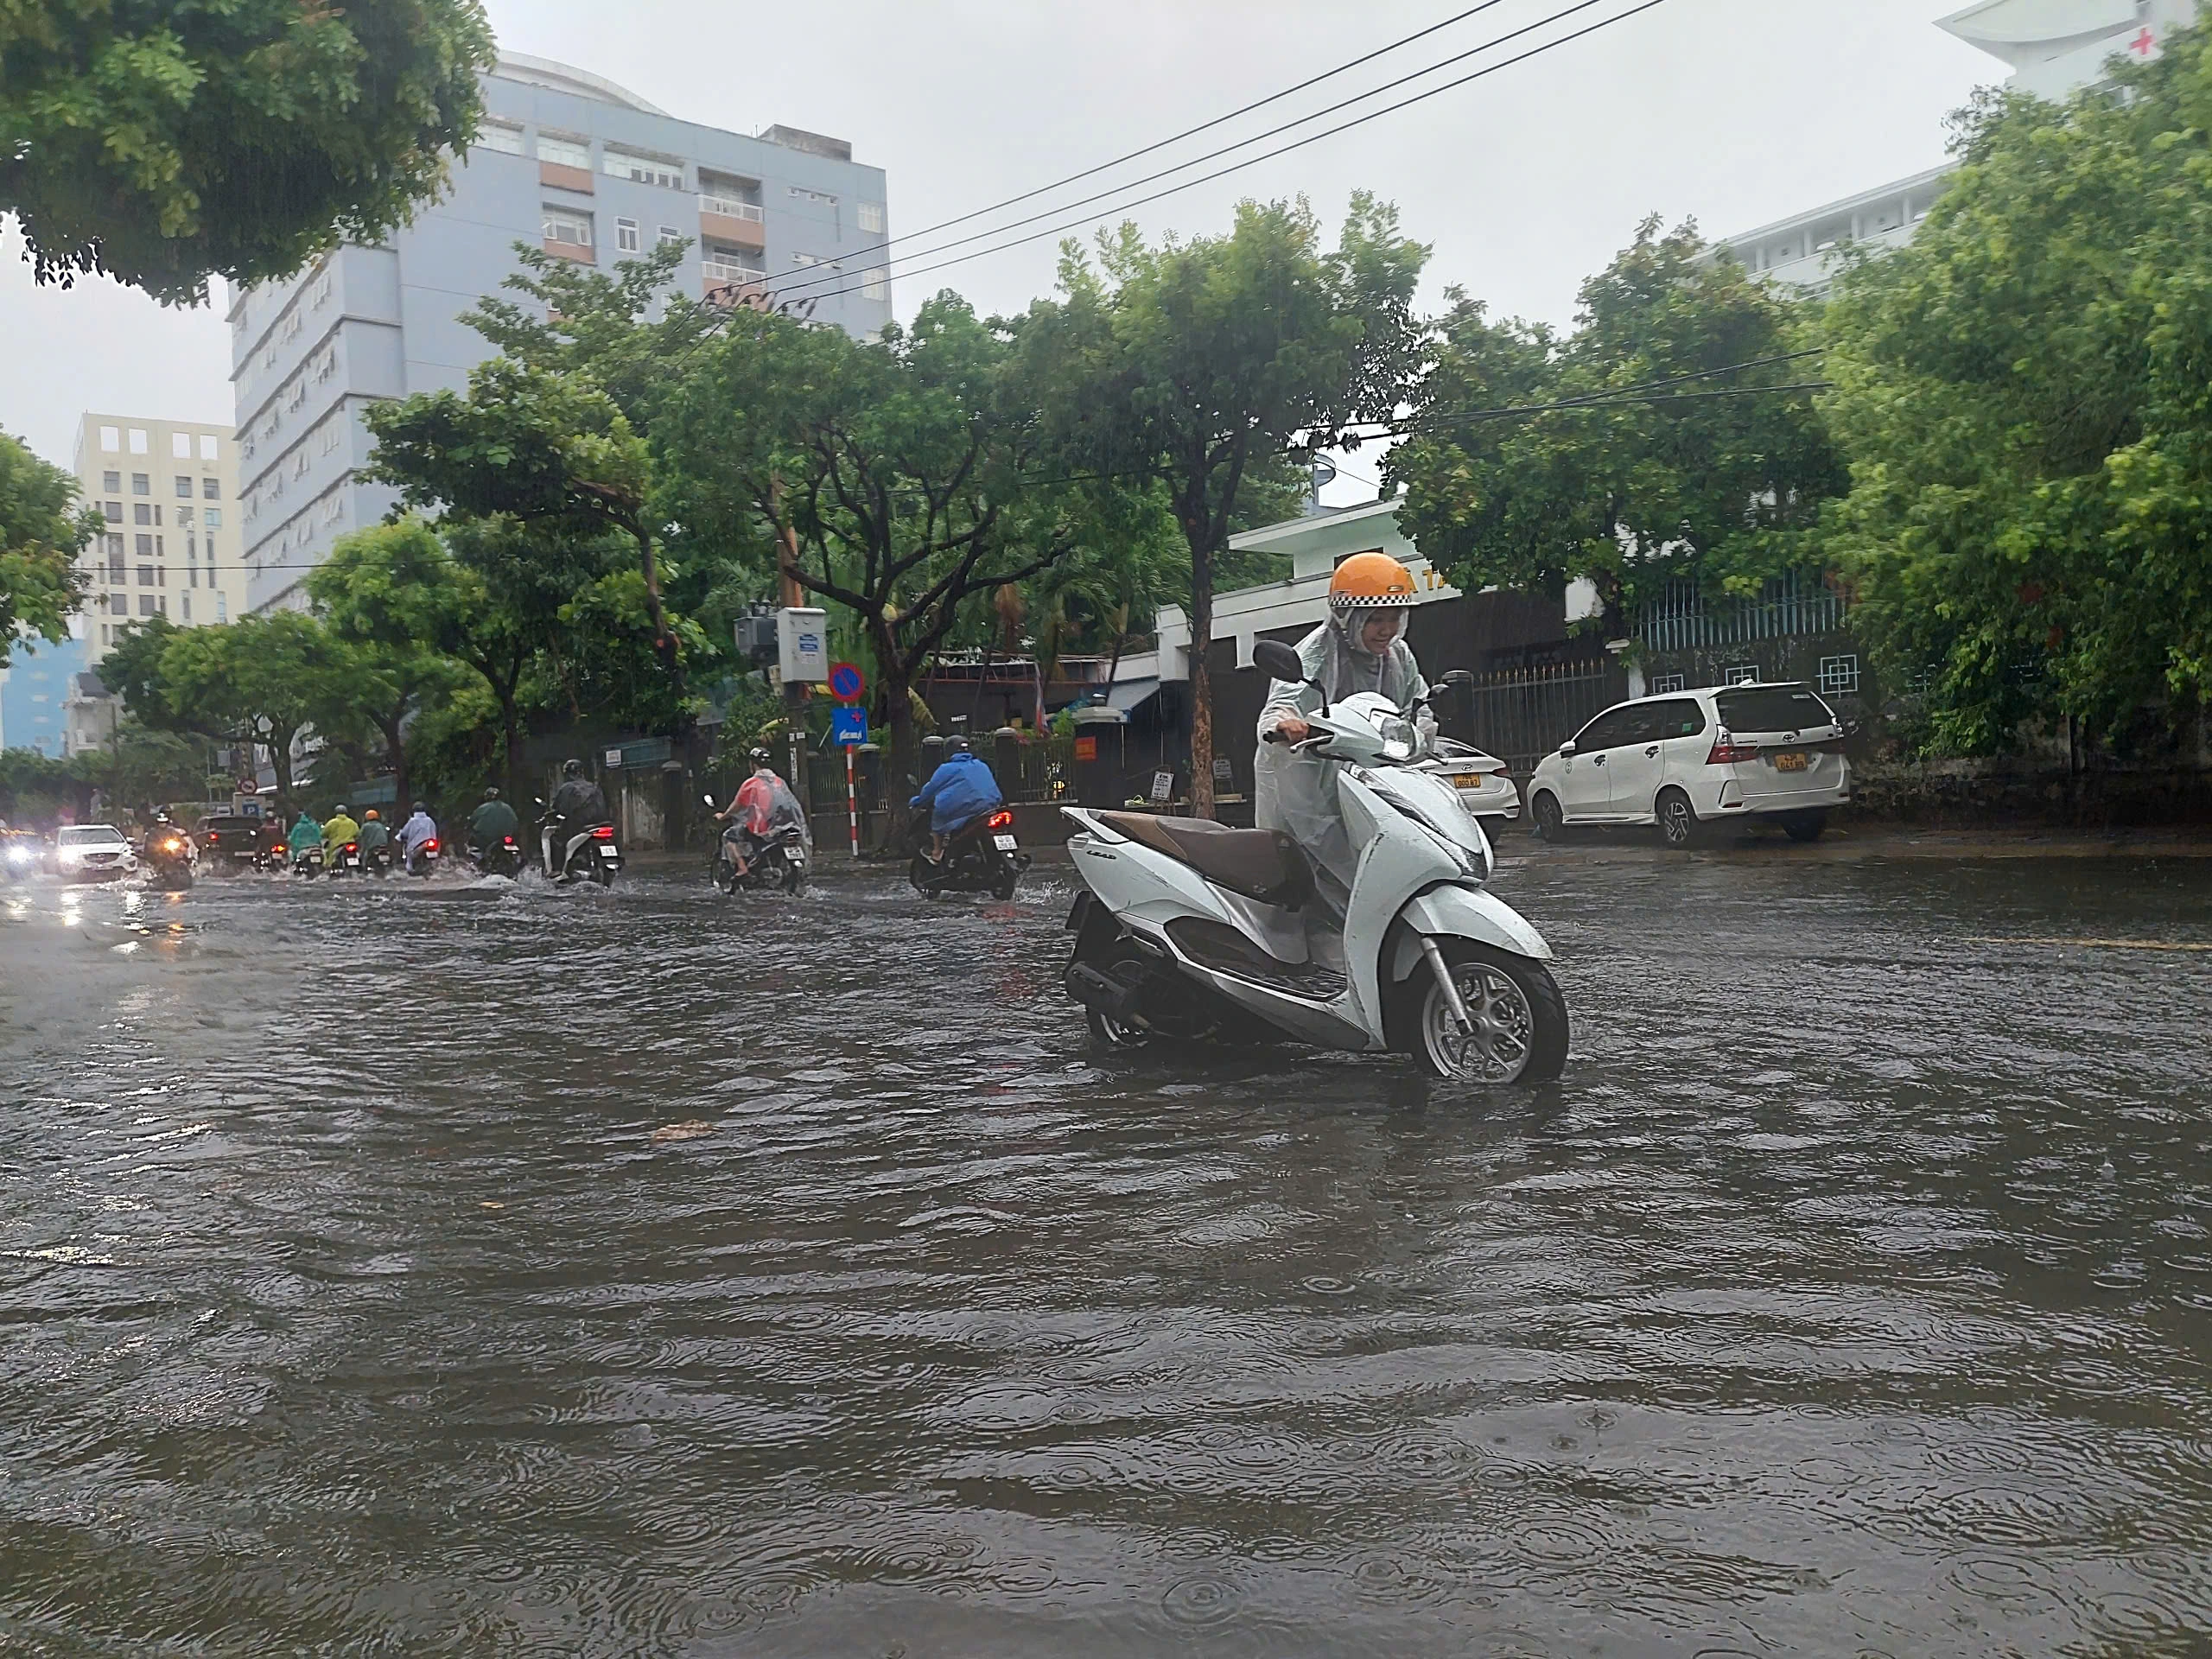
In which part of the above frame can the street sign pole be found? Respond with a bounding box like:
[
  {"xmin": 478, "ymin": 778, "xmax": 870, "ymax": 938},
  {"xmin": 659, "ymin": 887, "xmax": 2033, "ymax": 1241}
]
[{"xmin": 846, "ymin": 747, "xmax": 859, "ymax": 859}]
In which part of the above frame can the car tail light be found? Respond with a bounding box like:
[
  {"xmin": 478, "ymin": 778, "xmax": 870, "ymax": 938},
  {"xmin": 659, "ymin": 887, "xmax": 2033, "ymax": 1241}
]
[
  {"xmin": 986, "ymin": 809, "xmax": 1014, "ymax": 830},
  {"xmin": 1707, "ymin": 733, "xmax": 1760, "ymax": 766},
  {"xmin": 206, "ymin": 832, "xmax": 219, "ymax": 845},
  {"xmin": 590, "ymin": 824, "xmax": 616, "ymax": 841}
]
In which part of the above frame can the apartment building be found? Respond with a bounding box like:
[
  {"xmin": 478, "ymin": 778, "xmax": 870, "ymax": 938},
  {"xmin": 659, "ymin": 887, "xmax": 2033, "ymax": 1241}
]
[
  {"xmin": 73, "ymin": 412, "xmax": 244, "ymax": 655},
  {"xmin": 229, "ymin": 52, "xmax": 892, "ymax": 613},
  {"xmin": 0, "ymin": 414, "xmax": 241, "ymax": 754},
  {"xmin": 1714, "ymin": 0, "xmax": 2199, "ymax": 295}
]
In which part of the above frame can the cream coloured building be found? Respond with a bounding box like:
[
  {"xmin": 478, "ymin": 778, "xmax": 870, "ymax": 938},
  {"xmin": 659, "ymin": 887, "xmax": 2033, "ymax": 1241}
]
[
  {"xmin": 73, "ymin": 412, "xmax": 244, "ymax": 658},
  {"xmin": 1716, "ymin": 0, "xmax": 2202, "ymax": 294}
]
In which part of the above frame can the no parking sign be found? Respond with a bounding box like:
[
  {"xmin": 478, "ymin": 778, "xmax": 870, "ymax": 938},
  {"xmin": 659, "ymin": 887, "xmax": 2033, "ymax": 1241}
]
[{"xmin": 828, "ymin": 662, "xmax": 865, "ymax": 703}]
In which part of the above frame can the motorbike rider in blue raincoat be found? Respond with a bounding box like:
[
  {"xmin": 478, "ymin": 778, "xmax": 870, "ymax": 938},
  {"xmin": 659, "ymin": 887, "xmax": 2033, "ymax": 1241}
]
[{"xmin": 909, "ymin": 738, "xmax": 1005, "ymax": 862}]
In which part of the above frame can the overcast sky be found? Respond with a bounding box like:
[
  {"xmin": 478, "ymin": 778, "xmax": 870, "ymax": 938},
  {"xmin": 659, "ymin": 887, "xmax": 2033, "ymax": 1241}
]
[{"xmin": 0, "ymin": 0, "xmax": 1999, "ymax": 486}]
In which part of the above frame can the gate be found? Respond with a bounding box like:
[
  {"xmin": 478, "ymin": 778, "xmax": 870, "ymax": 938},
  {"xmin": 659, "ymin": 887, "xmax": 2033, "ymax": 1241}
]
[{"xmin": 1460, "ymin": 658, "xmax": 1626, "ymax": 773}]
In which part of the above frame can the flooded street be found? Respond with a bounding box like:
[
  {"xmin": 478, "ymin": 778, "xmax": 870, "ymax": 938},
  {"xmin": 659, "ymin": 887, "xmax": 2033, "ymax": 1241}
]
[{"xmin": 4, "ymin": 846, "xmax": 2211, "ymax": 1656}]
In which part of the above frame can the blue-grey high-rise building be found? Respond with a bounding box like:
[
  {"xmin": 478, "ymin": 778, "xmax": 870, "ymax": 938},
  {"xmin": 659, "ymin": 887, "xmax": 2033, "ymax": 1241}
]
[{"xmin": 228, "ymin": 53, "xmax": 892, "ymax": 613}]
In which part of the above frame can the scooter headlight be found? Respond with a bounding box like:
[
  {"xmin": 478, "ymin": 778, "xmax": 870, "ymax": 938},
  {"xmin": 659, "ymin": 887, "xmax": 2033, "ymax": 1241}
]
[{"xmin": 1377, "ymin": 716, "xmax": 1421, "ymax": 762}]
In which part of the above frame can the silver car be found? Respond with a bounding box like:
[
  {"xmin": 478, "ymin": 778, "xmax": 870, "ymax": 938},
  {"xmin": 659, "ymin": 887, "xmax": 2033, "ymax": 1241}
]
[{"xmin": 1422, "ymin": 737, "xmax": 1522, "ymax": 828}]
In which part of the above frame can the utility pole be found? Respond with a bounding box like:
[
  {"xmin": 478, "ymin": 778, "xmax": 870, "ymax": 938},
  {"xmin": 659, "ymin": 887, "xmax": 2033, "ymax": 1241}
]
[{"xmin": 772, "ymin": 476, "xmax": 810, "ymax": 804}]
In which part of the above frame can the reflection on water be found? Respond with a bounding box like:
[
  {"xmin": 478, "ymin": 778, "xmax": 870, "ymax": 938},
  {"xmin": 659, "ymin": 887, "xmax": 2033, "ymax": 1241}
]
[{"xmin": 3, "ymin": 855, "xmax": 2211, "ymax": 1656}]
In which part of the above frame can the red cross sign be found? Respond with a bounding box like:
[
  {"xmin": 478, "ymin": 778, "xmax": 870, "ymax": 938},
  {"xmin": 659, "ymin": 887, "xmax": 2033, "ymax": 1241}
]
[{"xmin": 2130, "ymin": 26, "xmax": 2158, "ymax": 57}]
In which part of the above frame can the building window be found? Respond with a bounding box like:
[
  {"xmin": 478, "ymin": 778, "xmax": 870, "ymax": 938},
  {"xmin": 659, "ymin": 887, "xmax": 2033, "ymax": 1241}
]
[
  {"xmin": 128, "ymin": 428, "xmax": 148, "ymax": 454},
  {"xmin": 536, "ymin": 133, "xmax": 591, "ymax": 170},
  {"xmin": 133, "ymin": 503, "xmax": 151, "ymax": 525},
  {"xmin": 542, "ymin": 206, "xmax": 593, "ymax": 248},
  {"xmin": 476, "ymin": 120, "xmax": 524, "ymax": 156},
  {"xmin": 170, "ymin": 432, "xmax": 189, "ymax": 458},
  {"xmin": 1819, "ymin": 654, "xmax": 1861, "ymax": 696},
  {"xmin": 103, "ymin": 501, "xmax": 122, "ymax": 523},
  {"xmin": 179, "ymin": 509, "xmax": 194, "ymax": 530},
  {"xmin": 203, "ymin": 506, "xmax": 222, "ymax": 527},
  {"xmin": 99, "ymin": 425, "xmax": 119, "ymax": 452},
  {"xmin": 200, "ymin": 435, "xmax": 218, "ymax": 461},
  {"xmin": 181, "ymin": 594, "xmax": 192, "ymax": 620},
  {"xmin": 1725, "ymin": 664, "xmax": 1760, "ymax": 686},
  {"xmin": 861, "ymin": 268, "xmax": 888, "ymax": 301},
  {"xmin": 138, "ymin": 594, "xmax": 156, "ymax": 615},
  {"xmin": 102, "ymin": 469, "xmax": 119, "ymax": 492},
  {"xmin": 131, "ymin": 473, "xmax": 149, "ymax": 495},
  {"xmin": 1649, "ymin": 672, "xmax": 1686, "ymax": 694},
  {"xmin": 135, "ymin": 535, "xmax": 152, "ymax": 557},
  {"xmin": 787, "ymin": 186, "xmax": 836, "ymax": 206},
  {"xmin": 137, "ymin": 563, "xmax": 152, "ymax": 585},
  {"xmin": 202, "ymin": 478, "xmax": 219, "ymax": 500},
  {"xmin": 175, "ymin": 475, "xmax": 192, "ymax": 498},
  {"xmin": 857, "ymin": 201, "xmax": 885, "ymax": 234},
  {"xmin": 604, "ymin": 149, "xmax": 682, "ymax": 189},
  {"xmin": 216, "ymin": 593, "xmax": 227, "ymax": 621},
  {"xmin": 157, "ymin": 595, "xmax": 167, "ymax": 616},
  {"xmin": 615, "ymin": 216, "xmax": 640, "ymax": 252},
  {"xmin": 658, "ymin": 225, "xmax": 683, "ymax": 247}
]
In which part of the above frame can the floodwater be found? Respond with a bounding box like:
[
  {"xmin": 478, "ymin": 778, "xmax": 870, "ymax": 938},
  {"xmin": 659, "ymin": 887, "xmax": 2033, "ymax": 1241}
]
[{"xmin": 3, "ymin": 844, "xmax": 2211, "ymax": 1656}]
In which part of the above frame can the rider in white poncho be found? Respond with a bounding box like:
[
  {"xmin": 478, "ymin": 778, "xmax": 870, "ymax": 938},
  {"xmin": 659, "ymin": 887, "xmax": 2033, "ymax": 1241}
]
[{"xmin": 1254, "ymin": 552, "xmax": 1433, "ymax": 907}]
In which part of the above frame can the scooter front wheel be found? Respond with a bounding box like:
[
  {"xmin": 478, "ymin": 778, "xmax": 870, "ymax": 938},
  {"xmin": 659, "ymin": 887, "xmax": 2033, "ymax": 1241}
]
[{"xmin": 1408, "ymin": 944, "xmax": 1568, "ymax": 1085}]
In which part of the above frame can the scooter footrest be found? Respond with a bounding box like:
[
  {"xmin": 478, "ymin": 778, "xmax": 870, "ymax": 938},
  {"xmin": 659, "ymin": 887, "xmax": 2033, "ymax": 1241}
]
[{"xmin": 1166, "ymin": 918, "xmax": 1345, "ymax": 1001}]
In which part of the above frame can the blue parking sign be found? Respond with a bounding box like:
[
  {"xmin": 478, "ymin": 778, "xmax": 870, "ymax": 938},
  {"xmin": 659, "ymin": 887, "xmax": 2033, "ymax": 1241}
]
[{"xmin": 831, "ymin": 707, "xmax": 868, "ymax": 747}]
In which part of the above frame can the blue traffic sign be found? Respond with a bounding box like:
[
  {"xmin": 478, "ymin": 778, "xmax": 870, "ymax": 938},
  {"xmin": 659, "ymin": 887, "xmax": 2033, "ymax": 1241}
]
[
  {"xmin": 831, "ymin": 707, "xmax": 869, "ymax": 747},
  {"xmin": 828, "ymin": 661, "xmax": 865, "ymax": 702}
]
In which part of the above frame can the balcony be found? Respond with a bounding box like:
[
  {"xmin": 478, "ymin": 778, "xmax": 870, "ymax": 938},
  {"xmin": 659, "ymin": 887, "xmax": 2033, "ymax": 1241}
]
[
  {"xmin": 697, "ymin": 194, "xmax": 765, "ymax": 251},
  {"xmin": 702, "ymin": 262, "xmax": 769, "ymax": 310},
  {"xmin": 539, "ymin": 161, "xmax": 594, "ymax": 194}
]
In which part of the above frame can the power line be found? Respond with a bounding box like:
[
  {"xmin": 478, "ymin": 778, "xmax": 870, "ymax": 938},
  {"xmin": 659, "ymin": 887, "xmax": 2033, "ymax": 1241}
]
[
  {"xmin": 764, "ymin": 0, "xmax": 1602, "ymax": 304},
  {"xmin": 785, "ymin": 0, "xmax": 1676, "ymax": 311},
  {"xmin": 1329, "ymin": 348, "xmax": 1831, "ymax": 435},
  {"xmin": 753, "ymin": 0, "xmax": 1527, "ymax": 300},
  {"xmin": 1354, "ymin": 379, "xmax": 1838, "ymax": 442}
]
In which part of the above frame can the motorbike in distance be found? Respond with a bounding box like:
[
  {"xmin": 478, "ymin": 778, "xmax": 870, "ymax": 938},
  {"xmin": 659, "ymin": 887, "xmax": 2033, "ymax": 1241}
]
[
  {"xmin": 290, "ymin": 843, "xmax": 326, "ymax": 879},
  {"xmin": 471, "ymin": 836, "xmax": 524, "ymax": 878},
  {"xmin": 534, "ymin": 798, "xmax": 622, "ymax": 887},
  {"xmin": 404, "ymin": 836, "xmax": 440, "ymax": 878},
  {"xmin": 328, "ymin": 840, "xmax": 365, "ymax": 876},
  {"xmin": 703, "ymin": 794, "xmax": 808, "ymax": 895},
  {"xmin": 143, "ymin": 823, "xmax": 194, "ymax": 892},
  {"xmin": 906, "ymin": 808, "xmax": 1028, "ymax": 900},
  {"xmin": 1059, "ymin": 639, "xmax": 1568, "ymax": 1084}
]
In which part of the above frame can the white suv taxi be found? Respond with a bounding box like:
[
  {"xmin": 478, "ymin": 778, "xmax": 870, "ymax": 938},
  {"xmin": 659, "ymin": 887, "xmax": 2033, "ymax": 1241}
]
[{"xmin": 1528, "ymin": 682, "xmax": 1851, "ymax": 848}]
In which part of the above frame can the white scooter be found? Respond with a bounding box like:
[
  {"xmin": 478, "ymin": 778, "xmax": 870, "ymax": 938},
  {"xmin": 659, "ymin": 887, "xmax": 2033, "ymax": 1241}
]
[{"xmin": 1060, "ymin": 639, "xmax": 1568, "ymax": 1084}]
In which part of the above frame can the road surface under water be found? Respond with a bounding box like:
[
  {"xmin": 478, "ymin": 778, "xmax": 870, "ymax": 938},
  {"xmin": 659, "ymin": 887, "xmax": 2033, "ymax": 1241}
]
[{"xmin": 3, "ymin": 843, "xmax": 2211, "ymax": 1656}]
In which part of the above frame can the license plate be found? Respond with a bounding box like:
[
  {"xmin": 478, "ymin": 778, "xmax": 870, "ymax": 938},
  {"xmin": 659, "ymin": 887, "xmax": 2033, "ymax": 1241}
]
[
  {"xmin": 1774, "ymin": 752, "xmax": 1809, "ymax": 772},
  {"xmin": 1452, "ymin": 773, "xmax": 1481, "ymax": 788},
  {"xmin": 597, "ymin": 845, "xmax": 618, "ymax": 856},
  {"xmin": 993, "ymin": 834, "xmax": 1019, "ymax": 851}
]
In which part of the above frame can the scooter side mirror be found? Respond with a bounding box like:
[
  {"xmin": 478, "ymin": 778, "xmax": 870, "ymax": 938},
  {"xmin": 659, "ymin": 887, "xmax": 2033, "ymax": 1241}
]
[
  {"xmin": 702, "ymin": 793, "xmax": 717, "ymax": 808},
  {"xmin": 1251, "ymin": 639, "xmax": 1306, "ymax": 683},
  {"xmin": 1441, "ymin": 670, "xmax": 1476, "ymax": 690}
]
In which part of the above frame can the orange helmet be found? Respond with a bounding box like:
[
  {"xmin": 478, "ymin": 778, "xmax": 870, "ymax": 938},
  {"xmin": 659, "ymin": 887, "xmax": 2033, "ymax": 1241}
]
[
  {"xmin": 364, "ymin": 810, "xmax": 380, "ymax": 821},
  {"xmin": 1328, "ymin": 552, "xmax": 1416, "ymax": 613}
]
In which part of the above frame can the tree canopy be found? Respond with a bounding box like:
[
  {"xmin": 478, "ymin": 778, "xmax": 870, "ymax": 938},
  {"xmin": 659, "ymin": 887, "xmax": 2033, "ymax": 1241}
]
[
  {"xmin": 1019, "ymin": 194, "xmax": 1428, "ymax": 815},
  {"xmin": 1391, "ymin": 218, "xmax": 1844, "ymax": 640},
  {"xmin": 1, "ymin": 0, "xmax": 496, "ymax": 305},
  {"xmin": 0, "ymin": 429, "xmax": 98, "ymax": 643},
  {"xmin": 1820, "ymin": 33, "xmax": 2212, "ymax": 753}
]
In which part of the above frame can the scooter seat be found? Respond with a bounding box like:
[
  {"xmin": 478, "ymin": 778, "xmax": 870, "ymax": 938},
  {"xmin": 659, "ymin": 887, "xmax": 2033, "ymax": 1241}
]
[{"xmin": 1093, "ymin": 812, "xmax": 1313, "ymax": 910}]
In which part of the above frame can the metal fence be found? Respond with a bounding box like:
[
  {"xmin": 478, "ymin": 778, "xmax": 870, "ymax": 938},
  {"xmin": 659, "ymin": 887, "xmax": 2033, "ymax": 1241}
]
[
  {"xmin": 1460, "ymin": 659, "xmax": 1626, "ymax": 774},
  {"xmin": 1637, "ymin": 571, "xmax": 1849, "ymax": 655}
]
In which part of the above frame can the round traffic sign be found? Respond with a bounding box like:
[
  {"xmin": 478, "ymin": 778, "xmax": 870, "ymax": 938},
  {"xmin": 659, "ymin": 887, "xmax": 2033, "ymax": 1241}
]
[{"xmin": 828, "ymin": 661, "xmax": 865, "ymax": 702}]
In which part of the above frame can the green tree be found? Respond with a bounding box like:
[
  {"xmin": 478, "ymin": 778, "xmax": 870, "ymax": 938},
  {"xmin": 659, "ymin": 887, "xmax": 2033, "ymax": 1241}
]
[
  {"xmin": 108, "ymin": 612, "xmax": 345, "ymax": 817},
  {"xmin": 1, "ymin": 0, "xmax": 495, "ymax": 305},
  {"xmin": 1820, "ymin": 35, "xmax": 2212, "ymax": 753},
  {"xmin": 1391, "ymin": 218, "xmax": 1844, "ymax": 642},
  {"xmin": 1020, "ymin": 194, "xmax": 1428, "ymax": 816},
  {"xmin": 0, "ymin": 429, "xmax": 99, "ymax": 642},
  {"xmin": 657, "ymin": 297, "xmax": 1094, "ymax": 779},
  {"xmin": 308, "ymin": 520, "xmax": 473, "ymax": 815},
  {"xmin": 365, "ymin": 359, "xmax": 692, "ymax": 708}
]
